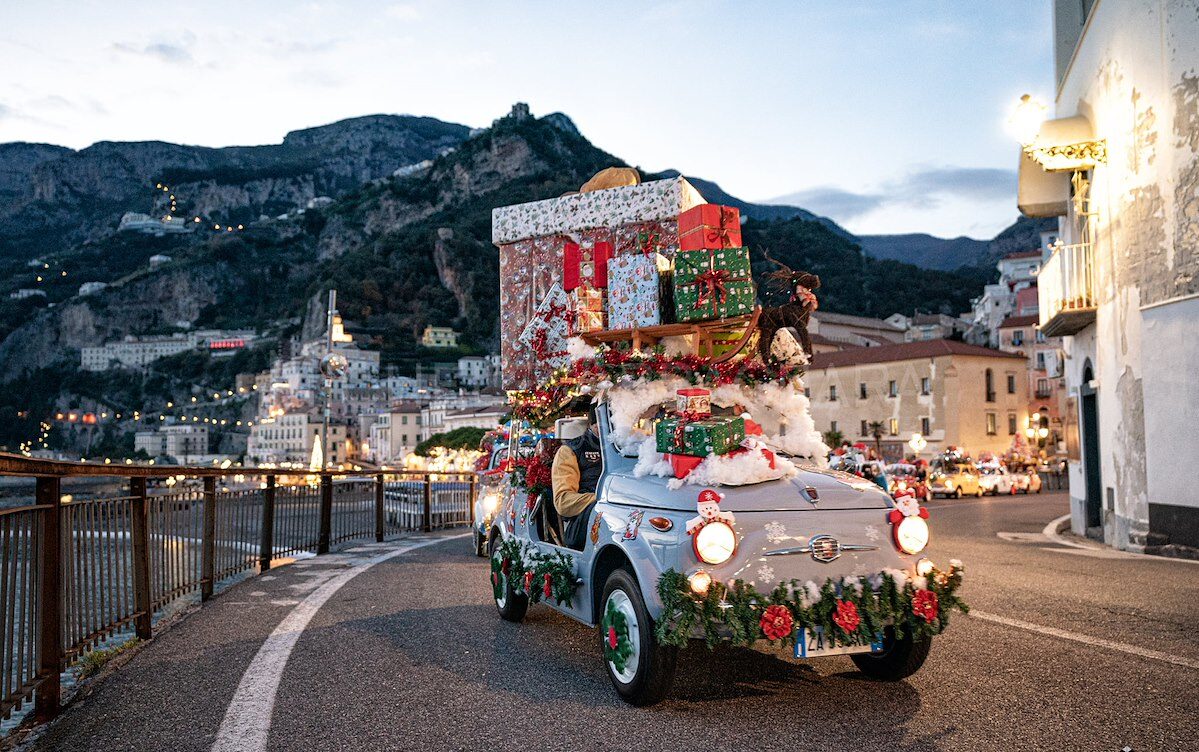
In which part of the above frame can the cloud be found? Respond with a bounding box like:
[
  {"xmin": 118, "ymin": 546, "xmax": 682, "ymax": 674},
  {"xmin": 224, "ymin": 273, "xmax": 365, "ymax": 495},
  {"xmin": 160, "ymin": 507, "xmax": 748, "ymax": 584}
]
[
  {"xmin": 767, "ymin": 165, "xmax": 1016, "ymax": 222},
  {"xmin": 112, "ymin": 38, "xmax": 194, "ymax": 65},
  {"xmin": 385, "ymin": 3, "xmax": 423, "ymax": 21}
]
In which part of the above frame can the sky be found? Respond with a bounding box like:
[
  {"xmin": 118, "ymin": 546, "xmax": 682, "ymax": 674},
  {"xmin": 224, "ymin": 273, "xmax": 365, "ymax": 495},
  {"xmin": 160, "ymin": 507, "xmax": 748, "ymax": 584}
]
[{"xmin": 0, "ymin": 1, "xmax": 1054, "ymax": 239}]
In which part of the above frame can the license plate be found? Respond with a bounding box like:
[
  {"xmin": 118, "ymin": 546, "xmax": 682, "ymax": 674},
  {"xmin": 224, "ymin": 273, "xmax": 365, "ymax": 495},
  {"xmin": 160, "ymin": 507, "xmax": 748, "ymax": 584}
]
[{"xmin": 794, "ymin": 627, "xmax": 883, "ymax": 659}]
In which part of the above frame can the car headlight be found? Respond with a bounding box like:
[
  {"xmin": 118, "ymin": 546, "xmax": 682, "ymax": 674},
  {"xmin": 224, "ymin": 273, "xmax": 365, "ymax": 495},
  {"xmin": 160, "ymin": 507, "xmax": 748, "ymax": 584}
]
[
  {"xmin": 894, "ymin": 516, "xmax": 930, "ymax": 555},
  {"xmin": 693, "ymin": 521, "xmax": 737, "ymax": 565},
  {"xmin": 481, "ymin": 492, "xmax": 501, "ymax": 517},
  {"xmin": 944, "ymin": 480, "xmax": 954, "ymax": 490},
  {"xmin": 898, "ymin": 481, "xmax": 907, "ymax": 491}
]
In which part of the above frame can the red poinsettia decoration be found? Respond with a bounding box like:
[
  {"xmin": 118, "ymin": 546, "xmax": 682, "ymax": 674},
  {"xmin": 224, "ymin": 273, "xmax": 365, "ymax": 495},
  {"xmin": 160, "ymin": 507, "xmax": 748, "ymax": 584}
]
[
  {"xmin": 832, "ymin": 599, "xmax": 861, "ymax": 633},
  {"xmin": 912, "ymin": 589, "xmax": 939, "ymax": 622},
  {"xmin": 759, "ymin": 604, "xmax": 794, "ymax": 641},
  {"xmin": 500, "ymin": 558, "xmax": 510, "ymax": 576},
  {"xmin": 607, "ymin": 626, "xmax": 619, "ymax": 650},
  {"xmin": 543, "ymin": 573, "xmax": 553, "ymax": 599}
]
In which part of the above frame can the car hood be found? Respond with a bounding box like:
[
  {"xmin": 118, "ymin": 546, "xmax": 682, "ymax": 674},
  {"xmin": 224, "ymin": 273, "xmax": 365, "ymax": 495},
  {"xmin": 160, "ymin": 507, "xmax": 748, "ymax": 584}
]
[{"xmin": 603, "ymin": 466, "xmax": 893, "ymax": 512}]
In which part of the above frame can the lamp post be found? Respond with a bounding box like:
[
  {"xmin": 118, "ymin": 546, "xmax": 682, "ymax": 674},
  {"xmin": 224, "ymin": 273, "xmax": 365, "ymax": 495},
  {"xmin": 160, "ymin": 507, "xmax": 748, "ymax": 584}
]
[{"xmin": 908, "ymin": 433, "xmax": 927, "ymax": 456}]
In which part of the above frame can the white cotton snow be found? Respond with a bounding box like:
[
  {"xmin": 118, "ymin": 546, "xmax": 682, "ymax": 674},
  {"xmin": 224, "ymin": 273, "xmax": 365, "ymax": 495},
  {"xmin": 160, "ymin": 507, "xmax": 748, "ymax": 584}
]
[
  {"xmin": 566, "ymin": 337, "xmax": 597, "ymax": 362},
  {"xmin": 665, "ymin": 446, "xmax": 798, "ymax": 489}
]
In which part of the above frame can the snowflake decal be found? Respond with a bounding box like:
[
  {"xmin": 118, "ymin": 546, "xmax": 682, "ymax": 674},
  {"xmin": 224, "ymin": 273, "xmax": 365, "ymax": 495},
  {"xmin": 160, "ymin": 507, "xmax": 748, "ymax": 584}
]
[
  {"xmin": 764, "ymin": 521, "xmax": 787, "ymax": 543},
  {"xmin": 756, "ymin": 564, "xmax": 775, "ymax": 583},
  {"xmin": 864, "ymin": 525, "xmax": 882, "ymax": 542}
]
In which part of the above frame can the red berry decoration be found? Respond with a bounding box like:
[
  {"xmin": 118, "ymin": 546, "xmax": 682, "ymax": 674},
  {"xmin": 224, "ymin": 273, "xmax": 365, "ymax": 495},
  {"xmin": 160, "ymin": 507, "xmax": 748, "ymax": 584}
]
[
  {"xmin": 501, "ymin": 558, "xmax": 509, "ymax": 575},
  {"xmin": 832, "ymin": 599, "xmax": 861, "ymax": 633},
  {"xmin": 543, "ymin": 573, "xmax": 552, "ymax": 599},
  {"xmin": 912, "ymin": 589, "xmax": 940, "ymax": 622},
  {"xmin": 607, "ymin": 626, "xmax": 619, "ymax": 650},
  {"xmin": 759, "ymin": 604, "xmax": 794, "ymax": 641},
  {"xmin": 524, "ymin": 571, "xmax": 534, "ymax": 594}
]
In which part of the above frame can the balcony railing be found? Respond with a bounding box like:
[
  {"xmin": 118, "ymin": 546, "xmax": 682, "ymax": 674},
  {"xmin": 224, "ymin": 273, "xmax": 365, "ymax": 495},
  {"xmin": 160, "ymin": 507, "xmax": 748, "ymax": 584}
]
[
  {"xmin": 1038, "ymin": 242, "xmax": 1096, "ymax": 337},
  {"xmin": 0, "ymin": 455, "xmax": 476, "ymax": 727}
]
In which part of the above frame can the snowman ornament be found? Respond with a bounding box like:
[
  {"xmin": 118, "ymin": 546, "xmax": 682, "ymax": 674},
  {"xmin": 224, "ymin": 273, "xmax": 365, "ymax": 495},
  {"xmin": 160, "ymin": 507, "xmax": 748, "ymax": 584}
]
[{"xmin": 687, "ymin": 489, "xmax": 735, "ymax": 535}]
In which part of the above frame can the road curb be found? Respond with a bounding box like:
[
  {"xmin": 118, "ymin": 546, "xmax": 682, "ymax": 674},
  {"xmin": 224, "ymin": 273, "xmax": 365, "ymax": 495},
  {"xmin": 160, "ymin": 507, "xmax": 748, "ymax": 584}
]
[{"xmin": 1043, "ymin": 514, "xmax": 1199, "ymax": 565}]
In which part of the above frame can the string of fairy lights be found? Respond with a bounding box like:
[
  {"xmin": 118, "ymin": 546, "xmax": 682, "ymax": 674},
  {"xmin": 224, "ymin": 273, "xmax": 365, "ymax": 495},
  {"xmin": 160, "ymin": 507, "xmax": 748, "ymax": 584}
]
[
  {"xmin": 154, "ymin": 181, "xmax": 245, "ymax": 233},
  {"xmin": 18, "ymin": 382, "xmax": 263, "ymax": 458}
]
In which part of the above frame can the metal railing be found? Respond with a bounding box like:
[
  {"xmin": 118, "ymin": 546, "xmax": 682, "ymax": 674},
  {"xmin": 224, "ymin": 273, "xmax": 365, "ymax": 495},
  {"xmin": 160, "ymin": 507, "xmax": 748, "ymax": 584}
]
[
  {"xmin": 1038, "ymin": 242, "xmax": 1096, "ymax": 333},
  {"xmin": 0, "ymin": 454, "xmax": 476, "ymax": 726}
]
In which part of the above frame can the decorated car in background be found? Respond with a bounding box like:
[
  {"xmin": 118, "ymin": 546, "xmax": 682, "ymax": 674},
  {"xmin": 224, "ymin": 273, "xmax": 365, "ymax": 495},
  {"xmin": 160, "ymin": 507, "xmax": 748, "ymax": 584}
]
[
  {"xmin": 977, "ymin": 465, "xmax": 1016, "ymax": 495},
  {"xmin": 472, "ymin": 429, "xmax": 542, "ymax": 556},
  {"xmin": 485, "ymin": 174, "xmax": 967, "ymax": 706},
  {"xmin": 928, "ymin": 459, "xmax": 983, "ymax": 498}
]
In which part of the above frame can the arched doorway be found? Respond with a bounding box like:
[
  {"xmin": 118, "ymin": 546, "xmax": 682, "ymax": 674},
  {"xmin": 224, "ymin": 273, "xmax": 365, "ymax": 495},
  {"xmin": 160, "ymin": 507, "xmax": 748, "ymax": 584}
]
[{"xmin": 1079, "ymin": 360, "xmax": 1101, "ymax": 530}]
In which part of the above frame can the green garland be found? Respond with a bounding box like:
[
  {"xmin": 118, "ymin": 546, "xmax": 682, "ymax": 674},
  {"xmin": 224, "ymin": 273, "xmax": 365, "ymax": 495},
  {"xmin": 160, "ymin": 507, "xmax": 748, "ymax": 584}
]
[
  {"xmin": 655, "ymin": 563, "xmax": 967, "ymax": 650},
  {"xmin": 489, "ymin": 536, "xmax": 579, "ymax": 606},
  {"xmin": 601, "ymin": 600, "xmax": 634, "ymax": 673}
]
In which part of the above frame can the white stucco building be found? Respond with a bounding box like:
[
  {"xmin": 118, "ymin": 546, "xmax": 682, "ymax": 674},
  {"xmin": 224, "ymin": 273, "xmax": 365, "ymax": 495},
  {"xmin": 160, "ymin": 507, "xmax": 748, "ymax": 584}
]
[{"xmin": 1018, "ymin": 0, "xmax": 1199, "ymax": 552}]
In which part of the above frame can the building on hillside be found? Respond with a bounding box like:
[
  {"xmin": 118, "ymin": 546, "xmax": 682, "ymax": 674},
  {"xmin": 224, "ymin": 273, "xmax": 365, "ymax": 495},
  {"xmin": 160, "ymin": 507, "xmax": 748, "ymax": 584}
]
[
  {"xmin": 1015, "ymin": 0, "xmax": 1199, "ymax": 551},
  {"xmin": 457, "ymin": 355, "xmax": 501, "ymax": 389},
  {"xmin": 805, "ymin": 340, "xmax": 1028, "ymax": 461},
  {"xmin": 996, "ymin": 314, "xmax": 1067, "ymax": 454},
  {"xmin": 245, "ymin": 412, "xmax": 347, "ymax": 467},
  {"xmin": 967, "ymin": 248, "xmax": 1048, "ymax": 347},
  {"xmin": 118, "ymin": 212, "xmax": 193, "ymax": 236},
  {"xmin": 808, "ymin": 312, "xmax": 906, "ymax": 348},
  {"xmin": 443, "ymin": 403, "xmax": 507, "ymax": 432},
  {"xmin": 904, "ymin": 313, "xmax": 971, "ymax": 342},
  {"xmin": 134, "ymin": 424, "xmax": 209, "ymax": 462},
  {"xmin": 420, "ymin": 326, "xmax": 460, "ymax": 348},
  {"xmin": 9, "ymin": 289, "xmax": 46, "ymax": 300},
  {"xmin": 367, "ymin": 401, "xmax": 425, "ymax": 464},
  {"xmin": 81, "ymin": 329, "xmax": 258, "ymax": 371},
  {"xmin": 78, "ymin": 282, "xmax": 108, "ymax": 297}
]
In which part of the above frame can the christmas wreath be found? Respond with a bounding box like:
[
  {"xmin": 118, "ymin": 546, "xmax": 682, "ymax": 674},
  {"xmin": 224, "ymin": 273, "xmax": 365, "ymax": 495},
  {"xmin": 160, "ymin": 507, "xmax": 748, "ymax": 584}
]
[
  {"xmin": 489, "ymin": 536, "xmax": 579, "ymax": 606},
  {"xmin": 655, "ymin": 562, "xmax": 967, "ymax": 650},
  {"xmin": 601, "ymin": 600, "xmax": 634, "ymax": 674}
]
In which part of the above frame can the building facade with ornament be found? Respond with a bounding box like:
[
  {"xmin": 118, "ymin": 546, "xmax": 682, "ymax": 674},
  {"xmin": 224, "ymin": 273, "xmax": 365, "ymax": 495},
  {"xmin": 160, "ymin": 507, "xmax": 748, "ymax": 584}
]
[
  {"xmin": 1016, "ymin": 0, "xmax": 1199, "ymax": 551},
  {"xmin": 245, "ymin": 411, "xmax": 347, "ymax": 467},
  {"xmin": 80, "ymin": 329, "xmax": 258, "ymax": 371},
  {"xmin": 996, "ymin": 313, "xmax": 1067, "ymax": 455},
  {"xmin": 805, "ymin": 340, "xmax": 1028, "ymax": 461}
]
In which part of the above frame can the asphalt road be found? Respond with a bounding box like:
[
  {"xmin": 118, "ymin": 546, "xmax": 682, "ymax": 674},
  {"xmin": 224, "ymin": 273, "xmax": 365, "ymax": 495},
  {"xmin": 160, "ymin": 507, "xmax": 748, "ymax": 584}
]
[{"xmin": 22, "ymin": 492, "xmax": 1199, "ymax": 752}]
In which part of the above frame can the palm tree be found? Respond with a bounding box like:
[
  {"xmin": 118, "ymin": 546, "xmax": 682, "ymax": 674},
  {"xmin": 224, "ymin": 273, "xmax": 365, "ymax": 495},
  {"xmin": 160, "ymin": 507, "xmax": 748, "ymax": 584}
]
[
  {"xmin": 867, "ymin": 421, "xmax": 885, "ymax": 459},
  {"xmin": 823, "ymin": 429, "xmax": 844, "ymax": 448}
]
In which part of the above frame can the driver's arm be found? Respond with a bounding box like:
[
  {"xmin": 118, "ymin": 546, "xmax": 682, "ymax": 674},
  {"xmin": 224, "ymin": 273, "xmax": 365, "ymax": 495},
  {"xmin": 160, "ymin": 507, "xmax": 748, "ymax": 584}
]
[{"xmin": 552, "ymin": 445, "xmax": 596, "ymax": 517}]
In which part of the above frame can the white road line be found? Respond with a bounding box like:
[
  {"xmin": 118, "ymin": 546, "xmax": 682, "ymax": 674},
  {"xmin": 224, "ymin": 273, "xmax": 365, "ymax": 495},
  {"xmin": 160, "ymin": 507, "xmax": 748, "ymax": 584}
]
[
  {"xmin": 969, "ymin": 609, "xmax": 1199, "ymax": 671},
  {"xmin": 211, "ymin": 534, "xmax": 469, "ymax": 752}
]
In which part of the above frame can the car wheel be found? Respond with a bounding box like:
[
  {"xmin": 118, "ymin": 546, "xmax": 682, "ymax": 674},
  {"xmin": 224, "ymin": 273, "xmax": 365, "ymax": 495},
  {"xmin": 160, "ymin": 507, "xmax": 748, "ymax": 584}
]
[
  {"xmin": 851, "ymin": 627, "xmax": 931, "ymax": 681},
  {"xmin": 975, "ymin": 487, "xmax": 984, "ymax": 498},
  {"xmin": 923, "ymin": 490, "xmax": 933, "ymax": 504},
  {"xmin": 489, "ymin": 536, "xmax": 528, "ymax": 623},
  {"xmin": 473, "ymin": 530, "xmax": 485, "ymax": 557},
  {"xmin": 953, "ymin": 488, "xmax": 963, "ymax": 499},
  {"xmin": 599, "ymin": 568, "xmax": 677, "ymax": 706}
]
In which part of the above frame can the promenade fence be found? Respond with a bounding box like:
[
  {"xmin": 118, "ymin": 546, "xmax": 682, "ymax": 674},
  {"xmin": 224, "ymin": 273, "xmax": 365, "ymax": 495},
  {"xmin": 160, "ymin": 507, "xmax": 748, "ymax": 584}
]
[{"xmin": 0, "ymin": 455, "xmax": 476, "ymax": 725}]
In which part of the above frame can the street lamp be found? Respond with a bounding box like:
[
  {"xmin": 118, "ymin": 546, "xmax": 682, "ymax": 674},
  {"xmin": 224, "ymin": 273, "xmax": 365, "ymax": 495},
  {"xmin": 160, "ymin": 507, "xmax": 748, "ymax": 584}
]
[
  {"xmin": 908, "ymin": 433, "xmax": 927, "ymax": 454},
  {"xmin": 1008, "ymin": 93, "xmax": 1049, "ymax": 146}
]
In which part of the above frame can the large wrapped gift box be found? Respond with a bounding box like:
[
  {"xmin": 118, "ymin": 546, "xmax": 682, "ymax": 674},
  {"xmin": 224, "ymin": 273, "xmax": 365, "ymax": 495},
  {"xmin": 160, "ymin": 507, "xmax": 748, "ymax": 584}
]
[
  {"xmin": 606, "ymin": 252, "xmax": 672, "ymax": 330},
  {"xmin": 678, "ymin": 204, "xmax": 742, "ymax": 251},
  {"xmin": 568, "ymin": 286, "xmax": 605, "ymax": 335},
  {"xmin": 655, "ymin": 415, "xmax": 746, "ymax": 457},
  {"xmin": 672, "ymin": 247, "xmax": 755, "ymax": 323},
  {"xmin": 491, "ymin": 177, "xmax": 706, "ymax": 245},
  {"xmin": 517, "ymin": 283, "xmax": 571, "ymax": 373},
  {"xmin": 563, "ymin": 241, "xmax": 611, "ymax": 291}
]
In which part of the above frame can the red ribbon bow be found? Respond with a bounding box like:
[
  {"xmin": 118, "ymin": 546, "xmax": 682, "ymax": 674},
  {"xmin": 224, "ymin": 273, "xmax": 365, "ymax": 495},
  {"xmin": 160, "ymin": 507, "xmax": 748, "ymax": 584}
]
[
  {"xmin": 790, "ymin": 284, "xmax": 818, "ymax": 309},
  {"xmin": 672, "ymin": 410, "xmax": 703, "ymax": 448},
  {"xmin": 637, "ymin": 231, "xmax": 661, "ymax": 256},
  {"xmin": 703, "ymin": 208, "xmax": 736, "ymax": 245},
  {"xmin": 694, "ymin": 269, "xmax": 730, "ymax": 309}
]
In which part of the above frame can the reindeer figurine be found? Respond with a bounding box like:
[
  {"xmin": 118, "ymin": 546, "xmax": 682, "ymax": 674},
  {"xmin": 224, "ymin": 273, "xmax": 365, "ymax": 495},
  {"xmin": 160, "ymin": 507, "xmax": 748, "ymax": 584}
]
[{"xmin": 756, "ymin": 249, "xmax": 821, "ymax": 362}]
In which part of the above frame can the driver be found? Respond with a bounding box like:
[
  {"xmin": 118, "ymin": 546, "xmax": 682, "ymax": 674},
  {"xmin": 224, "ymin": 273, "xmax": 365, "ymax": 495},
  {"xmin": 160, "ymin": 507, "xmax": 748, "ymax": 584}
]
[{"xmin": 552, "ymin": 402, "xmax": 602, "ymax": 550}]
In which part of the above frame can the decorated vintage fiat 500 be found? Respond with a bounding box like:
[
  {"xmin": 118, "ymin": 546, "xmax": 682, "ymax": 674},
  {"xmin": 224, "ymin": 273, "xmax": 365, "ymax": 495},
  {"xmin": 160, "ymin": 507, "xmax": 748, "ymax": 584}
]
[
  {"xmin": 487, "ymin": 351, "xmax": 967, "ymax": 706},
  {"xmin": 486, "ymin": 172, "xmax": 966, "ymax": 705}
]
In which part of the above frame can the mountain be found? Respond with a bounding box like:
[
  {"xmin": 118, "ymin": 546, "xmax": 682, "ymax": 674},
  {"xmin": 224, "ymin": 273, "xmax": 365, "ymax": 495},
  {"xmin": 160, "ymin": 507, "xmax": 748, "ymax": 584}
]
[
  {"xmin": 857, "ymin": 233, "xmax": 991, "ymax": 270},
  {"xmin": 0, "ymin": 103, "xmax": 995, "ymax": 451},
  {"xmin": 0, "ymin": 115, "xmax": 470, "ymax": 259}
]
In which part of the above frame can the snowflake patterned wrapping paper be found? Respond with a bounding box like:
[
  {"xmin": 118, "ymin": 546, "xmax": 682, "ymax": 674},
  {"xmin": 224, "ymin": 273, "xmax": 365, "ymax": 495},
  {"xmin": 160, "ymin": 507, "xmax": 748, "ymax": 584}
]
[
  {"xmin": 672, "ymin": 246, "xmax": 756, "ymax": 323},
  {"xmin": 491, "ymin": 176, "xmax": 706, "ymax": 245},
  {"xmin": 517, "ymin": 283, "xmax": 572, "ymax": 374},
  {"xmin": 606, "ymin": 253, "xmax": 672, "ymax": 330},
  {"xmin": 655, "ymin": 415, "xmax": 746, "ymax": 457}
]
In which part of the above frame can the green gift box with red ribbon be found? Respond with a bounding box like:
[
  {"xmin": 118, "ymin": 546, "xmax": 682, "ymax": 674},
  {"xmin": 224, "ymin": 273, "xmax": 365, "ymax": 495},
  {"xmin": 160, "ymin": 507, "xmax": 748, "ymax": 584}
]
[
  {"xmin": 672, "ymin": 246, "xmax": 755, "ymax": 323},
  {"xmin": 655, "ymin": 414, "xmax": 746, "ymax": 457}
]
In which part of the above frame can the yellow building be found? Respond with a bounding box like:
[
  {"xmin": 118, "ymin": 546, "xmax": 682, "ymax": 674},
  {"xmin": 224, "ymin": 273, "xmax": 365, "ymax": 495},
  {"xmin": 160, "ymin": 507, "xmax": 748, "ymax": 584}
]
[
  {"xmin": 805, "ymin": 340, "xmax": 1028, "ymax": 461},
  {"xmin": 420, "ymin": 326, "xmax": 460, "ymax": 348}
]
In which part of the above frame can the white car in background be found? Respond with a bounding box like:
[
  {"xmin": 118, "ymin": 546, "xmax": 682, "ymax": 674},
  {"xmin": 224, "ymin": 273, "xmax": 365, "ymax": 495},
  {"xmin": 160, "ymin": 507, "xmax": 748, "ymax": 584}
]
[{"xmin": 977, "ymin": 466, "xmax": 1015, "ymax": 496}]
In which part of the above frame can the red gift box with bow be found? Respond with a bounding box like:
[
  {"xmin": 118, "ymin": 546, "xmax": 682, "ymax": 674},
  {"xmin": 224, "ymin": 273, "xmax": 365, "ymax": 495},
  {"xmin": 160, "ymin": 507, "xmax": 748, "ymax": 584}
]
[
  {"xmin": 678, "ymin": 204, "xmax": 742, "ymax": 251},
  {"xmin": 563, "ymin": 241, "xmax": 612, "ymax": 291}
]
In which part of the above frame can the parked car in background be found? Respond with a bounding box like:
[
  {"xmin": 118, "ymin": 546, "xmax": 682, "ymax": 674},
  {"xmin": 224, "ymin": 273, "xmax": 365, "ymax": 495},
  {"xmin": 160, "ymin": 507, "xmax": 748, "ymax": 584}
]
[
  {"xmin": 928, "ymin": 461, "xmax": 982, "ymax": 498},
  {"xmin": 977, "ymin": 466, "xmax": 1015, "ymax": 496},
  {"xmin": 1025, "ymin": 470, "xmax": 1043, "ymax": 494}
]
